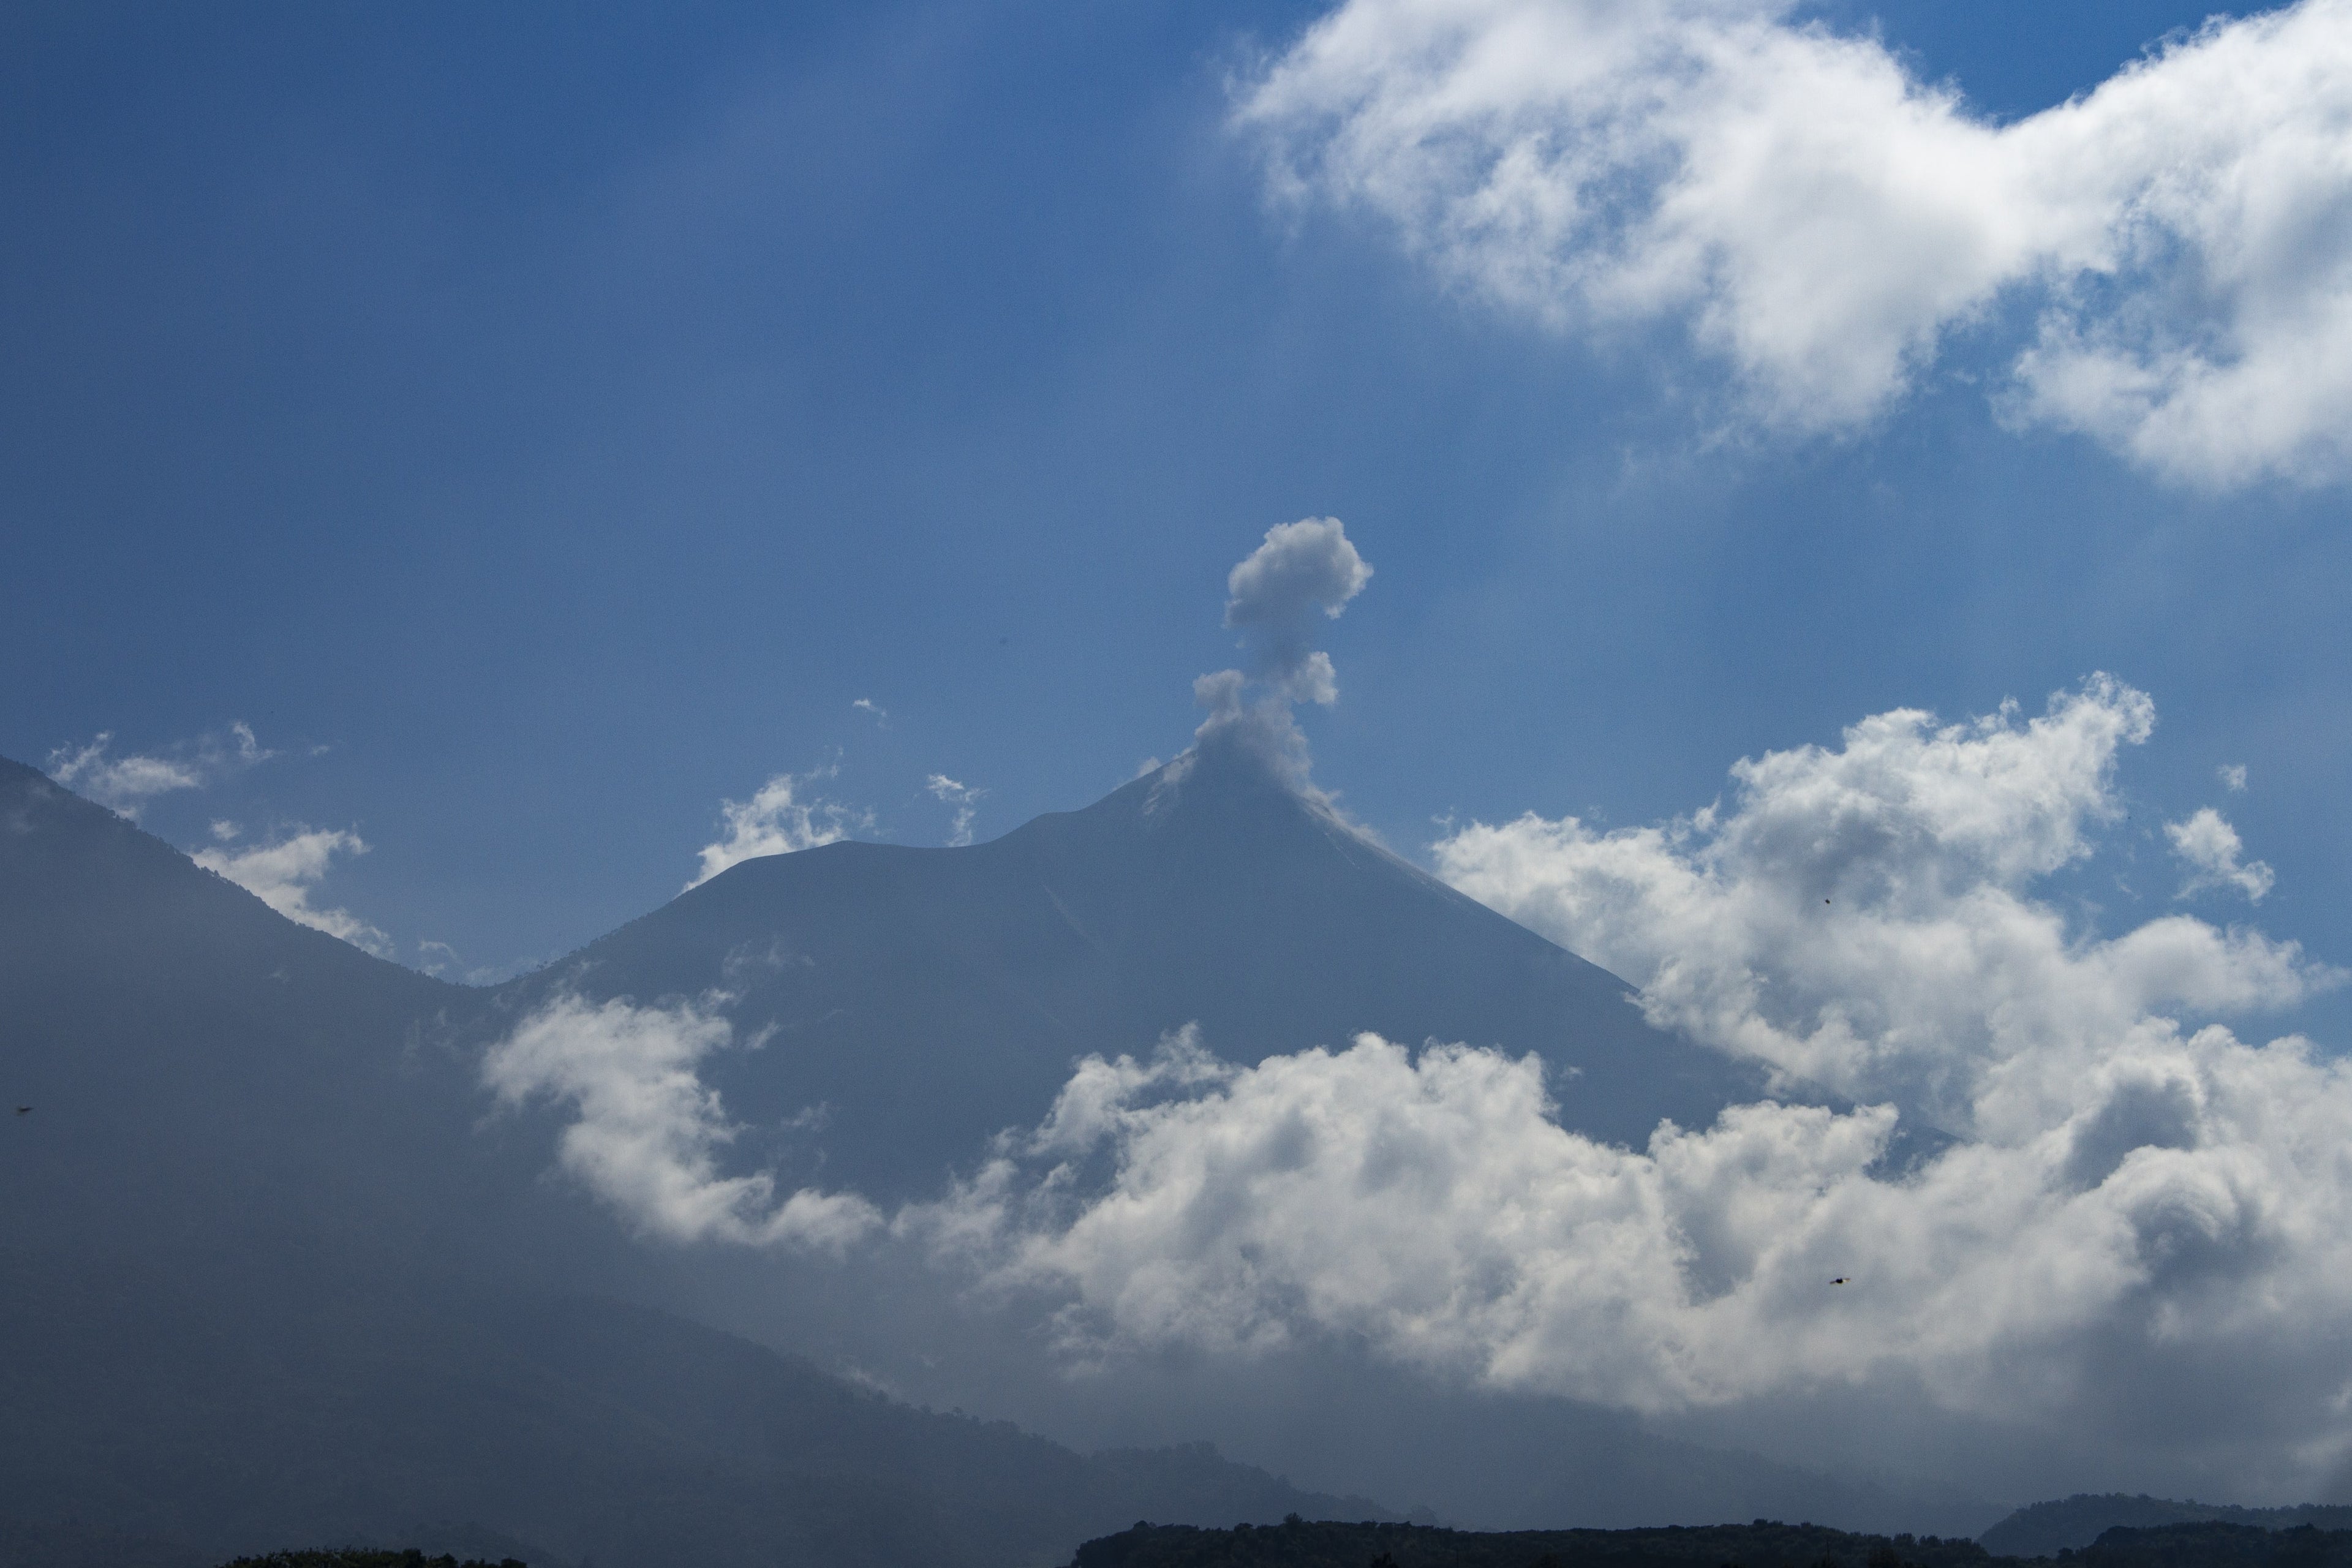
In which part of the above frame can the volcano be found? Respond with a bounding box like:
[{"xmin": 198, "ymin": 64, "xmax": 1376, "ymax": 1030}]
[{"xmin": 506, "ymin": 739, "xmax": 1755, "ymax": 1197}]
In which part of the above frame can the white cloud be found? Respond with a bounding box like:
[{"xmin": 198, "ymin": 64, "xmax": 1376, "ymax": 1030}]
[
  {"xmin": 907, "ymin": 1022, "xmax": 2352, "ymax": 1447},
  {"xmin": 1237, "ymin": 0, "xmax": 2352, "ymax": 486},
  {"xmin": 881, "ymin": 682, "xmax": 2352, "ymax": 1490},
  {"xmin": 2168, "ymin": 805, "xmax": 2276, "ymax": 902},
  {"xmin": 482, "ymin": 992, "xmax": 880, "ymax": 1251},
  {"xmin": 854, "ymin": 697, "xmax": 889, "ymax": 726},
  {"xmin": 46, "ymin": 721, "xmax": 271, "ymax": 818},
  {"xmin": 2222, "ymin": 763, "xmax": 2250, "ymax": 792},
  {"xmin": 686, "ymin": 770, "xmax": 873, "ymax": 891},
  {"xmin": 926, "ymin": 774, "xmax": 985, "ymax": 847},
  {"xmin": 1431, "ymin": 677, "xmax": 2328, "ymax": 1125},
  {"xmin": 192, "ymin": 825, "xmax": 393, "ymax": 957}
]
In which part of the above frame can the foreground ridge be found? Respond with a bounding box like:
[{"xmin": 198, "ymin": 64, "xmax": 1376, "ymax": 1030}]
[{"xmin": 1070, "ymin": 1517, "xmax": 2352, "ymax": 1568}]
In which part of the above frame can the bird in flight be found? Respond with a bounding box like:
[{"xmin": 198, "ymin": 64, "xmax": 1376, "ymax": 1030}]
[
  {"xmin": 1830, "ymin": 1276, "xmax": 1850, "ymax": 1285},
  {"xmin": 13, "ymin": 1106, "xmax": 28, "ymax": 1115}
]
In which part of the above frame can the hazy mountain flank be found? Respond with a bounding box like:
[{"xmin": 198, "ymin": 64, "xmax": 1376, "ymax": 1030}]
[{"xmin": 0, "ymin": 755, "xmax": 1387, "ymax": 1567}]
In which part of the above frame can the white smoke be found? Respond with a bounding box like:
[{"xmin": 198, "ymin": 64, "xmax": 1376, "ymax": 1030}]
[
  {"xmin": 1191, "ymin": 518, "xmax": 1373, "ymax": 788},
  {"xmin": 1223, "ymin": 516, "xmax": 1374, "ymax": 688},
  {"xmin": 1238, "ymin": 0, "xmax": 2352, "ymax": 486}
]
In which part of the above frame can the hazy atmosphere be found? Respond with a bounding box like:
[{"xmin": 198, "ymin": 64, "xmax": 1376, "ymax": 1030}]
[{"xmin": 10, "ymin": 4, "xmax": 2352, "ymax": 1567}]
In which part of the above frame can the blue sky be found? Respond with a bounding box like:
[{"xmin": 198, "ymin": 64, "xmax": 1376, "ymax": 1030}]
[{"xmin": 9, "ymin": 0, "xmax": 2347, "ymax": 1026}]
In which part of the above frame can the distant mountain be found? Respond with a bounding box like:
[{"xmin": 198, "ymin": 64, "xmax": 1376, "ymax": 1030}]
[
  {"xmin": 510, "ymin": 742, "xmax": 1757, "ymax": 1197},
  {"xmin": 1980, "ymin": 1495, "xmax": 2352, "ymax": 1558}
]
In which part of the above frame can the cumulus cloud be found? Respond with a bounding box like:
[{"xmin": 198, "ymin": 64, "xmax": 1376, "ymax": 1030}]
[
  {"xmin": 192, "ymin": 824, "xmax": 393, "ymax": 957},
  {"xmin": 482, "ymin": 992, "xmax": 880, "ymax": 1250},
  {"xmin": 907, "ymin": 1020, "xmax": 2352, "ymax": 1450},
  {"xmin": 876, "ymin": 681, "xmax": 2352, "ymax": 1488},
  {"xmin": 1237, "ymin": 0, "xmax": 2352, "ymax": 486},
  {"xmin": 687, "ymin": 769, "xmax": 873, "ymax": 891},
  {"xmin": 2168, "ymin": 806, "xmax": 2276, "ymax": 902},
  {"xmin": 46, "ymin": 721, "xmax": 271, "ymax": 818},
  {"xmin": 927, "ymin": 774, "xmax": 985, "ymax": 847},
  {"xmin": 1432, "ymin": 677, "xmax": 2328, "ymax": 1125},
  {"xmin": 1188, "ymin": 519, "xmax": 1373, "ymax": 790}
]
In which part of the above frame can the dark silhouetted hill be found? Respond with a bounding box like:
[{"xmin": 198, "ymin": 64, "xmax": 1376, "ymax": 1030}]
[
  {"xmin": 1069, "ymin": 1517, "xmax": 2000, "ymax": 1568},
  {"xmin": 1980, "ymin": 1496, "xmax": 2352, "ymax": 1557},
  {"xmin": 1072, "ymin": 1518, "xmax": 2352, "ymax": 1568}
]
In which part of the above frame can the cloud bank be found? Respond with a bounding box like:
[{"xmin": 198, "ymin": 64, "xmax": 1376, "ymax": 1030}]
[
  {"xmin": 687, "ymin": 769, "xmax": 872, "ymax": 890},
  {"xmin": 193, "ymin": 823, "xmax": 393, "ymax": 957},
  {"xmin": 1238, "ymin": 0, "xmax": 2352, "ymax": 486}
]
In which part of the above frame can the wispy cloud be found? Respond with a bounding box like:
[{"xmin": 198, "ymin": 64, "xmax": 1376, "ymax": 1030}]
[
  {"xmin": 2167, "ymin": 805, "xmax": 2275, "ymax": 902},
  {"xmin": 192, "ymin": 824, "xmax": 393, "ymax": 956},
  {"xmin": 1239, "ymin": 0, "xmax": 2352, "ymax": 486},
  {"xmin": 46, "ymin": 721, "xmax": 272, "ymax": 818},
  {"xmin": 853, "ymin": 698, "xmax": 889, "ymax": 727},
  {"xmin": 926, "ymin": 774, "xmax": 985, "ymax": 846},
  {"xmin": 686, "ymin": 769, "xmax": 873, "ymax": 891},
  {"xmin": 481, "ymin": 992, "xmax": 879, "ymax": 1250}
]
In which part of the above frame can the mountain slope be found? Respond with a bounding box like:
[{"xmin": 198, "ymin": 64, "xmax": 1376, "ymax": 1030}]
[
  {"xmin": 517, "ymin": 744, "xmax": 1756, "ymax": 1197},
  {"xmin": 0, "ymin": 755, "xmax": 1390, "ymax": 1566},
  {"xmin": 0, "ymin": 1239, "xmax": 1385, "ymax": 1567}
]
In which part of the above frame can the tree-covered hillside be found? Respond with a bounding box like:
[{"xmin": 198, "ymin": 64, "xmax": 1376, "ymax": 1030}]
[{"xmin": 1981, "ymin": 1496, "xmax": 2352, "ymax": 1558}]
